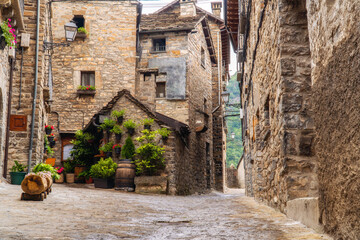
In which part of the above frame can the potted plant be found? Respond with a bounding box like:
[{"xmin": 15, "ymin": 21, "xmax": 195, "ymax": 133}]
[
  {"xmin": 45, "ymin": 125, "xmax": 54, "ymax": 135},
  {"xmin": 78, "ymin": 170, "xmax": 93, "ymax": 184},
  {"xmin": 76, "ymin": 27, "xmax": 88, "ymax": 39},
  {"xmin": 142, "ymin": 118, "xmax": 154, "ymax": 130},
  {"xmin": 47, "ymin": 133, "xmax": 56, "ymax": 148},
  {"xmin": 100, "ymin": 118, "xmax": 116, "ymax": 138},
  {"xmin": 54, "ymin": 167, "xmax": 65, "ymax": 183},
  {"xmin": 99, "ymin": 141, "xmax": 113, "ymax": 158},
  {"xmin": 111, "ymin": 110, "xmax": 125, "ymax": 124},
  {"xmin": 157, "ymin": 128, "xmax": 172, "ymax": 141},
  {"xmin": 63, "ymin": 160, "xmax": 75, "ymax": 183},
  {"xmin": 77, "ymin": 85, "xmax": 96, "ymax": 95},
  {"xmin": 121, "ymin": 137, "xmax": 135, "ymax": 160},
  {"xmin": 90, "ymin": 157, "xmax": 117, "ymax": 188},
  {"xmin": 113, "ymin": 144, "xmax": 122, "ymax": 156},
  {"xmin": 123, "ymin": 119, "xmax": 137, "ymax": 135},
  {"xmin": 9, "ymin": 161, "xmax": 27, "ymax": 185},
  {"xmin": 0, "ymin": 19, "xmax": 16, "ymax": 50},
  {"xmin": 110, "ymin": 125, "xmax": 123, "ymax": 141},
  {"xmin": 44, "ymin": 135, "xmax": 56, "ymax": 166}
]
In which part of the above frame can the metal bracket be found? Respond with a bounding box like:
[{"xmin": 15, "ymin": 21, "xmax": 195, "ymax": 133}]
[{"xmin": 43, "ymin": 41, "xmax": 70, "ymax": 51}]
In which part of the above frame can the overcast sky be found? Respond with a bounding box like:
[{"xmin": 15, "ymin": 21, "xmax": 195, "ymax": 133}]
[{"xmin": 140, "ymin": 0, "xmax": 237, "ymax": 77}]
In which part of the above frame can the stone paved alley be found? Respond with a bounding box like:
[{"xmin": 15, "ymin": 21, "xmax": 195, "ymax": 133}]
[{"xmin": 0, "ymin": 183, "xmax": 331, "ymax": 240}]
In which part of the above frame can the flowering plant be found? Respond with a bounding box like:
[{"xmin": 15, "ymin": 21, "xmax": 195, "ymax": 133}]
[
  {"xmin": 112, "ymin": 144, "xmax": 122, "ymax": 149},
  {"xmin": 55, "ymin": 167, "xmax": 64, "ymax": 174},
  {"xmin": 0, "ymin": 19, "xmax": 16, "ymax": 48},
  {"xmin": 48, "ymin": 133, "xmax": 55, "ymax": 137},
  {"xmin": 45, "ymin": 125, "xmax": 54, "ymax": 130},
  {"xmin": 78, "ymin": 85, "xmax": 96, "ymax": 91}
]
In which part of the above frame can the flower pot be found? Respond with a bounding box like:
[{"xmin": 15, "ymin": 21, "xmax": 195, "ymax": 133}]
[
  {"xmin": 10, "ymin": 172, "xmax": 27, "ymax": 185},
  {"xmin": 93, "ymin": 178, "xmax": 114, "ymax": 189},
  {"xmin": 45, "ymin": 128, "xmax": 52, "ymax": 135},
  {"xmin": 85, "ymin": 177, "xmax": 93, "ymax": 184},
  {"xmin": 49, "ymin": 140, "xmax": 55, "ymax": 148},
  {"xmin": 47, "ymin": 136, "xmax": 54, "ymax": 142},
  {"xmin": 66, "ymin": 173, "xmax": 75, "ymax": 183},
  {"xmin": 117, "ymin": 116, "xmax": 124, "ymax": 124},
  {"xmin": 144, "ymin": 125, "xmax": 151, "ymax": 130},
  {"xmin": 45, "ymin": 158, "xmax": 56, "ymax": 167},
  {"xmin": 127, "ymin": 128, "xmax": 135, "ymax": 136},
  {"xmin": 74, "ymin": 166, "xmax": 86, "ymax": 183},
  {"xmin": 115, "ymin": 133, "xmax": 122, "ymax": 141},
  {"xmin": 115, "ymin": 148, "xmax": 121, "ymax": 156},
  {"xmin": 55, "ymin": 173, "xmax": 64, "ymax": 183},
  {"xmin": 105, "ymin": 151, "xmax": 112, "ymax": 158}
]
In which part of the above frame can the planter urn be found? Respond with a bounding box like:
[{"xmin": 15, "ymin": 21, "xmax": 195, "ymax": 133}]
[
  {"xmin": 10, "ymin": 172, "xmax": 27, "ymax": 185},
  {"xmin": 66, "ymin": 173, "xmax": 75, "ymax": 183}
]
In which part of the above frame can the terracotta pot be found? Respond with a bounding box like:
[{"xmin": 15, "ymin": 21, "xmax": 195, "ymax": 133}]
[
  {"xmin": 55, "ymin": 173, "xmax": 64, "ymax": 183},
  {"xmin": 85, "ymin": 177, "xmax": 93, "ymax": 184},
  {"xmin": 45, "ymin": 158, "xmax": 56, "ymax": 167}
]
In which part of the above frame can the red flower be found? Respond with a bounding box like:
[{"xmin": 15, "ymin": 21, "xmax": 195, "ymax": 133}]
[{"xmin": 112, "ymin": 144, "xmax": 122, "ymax": 149}]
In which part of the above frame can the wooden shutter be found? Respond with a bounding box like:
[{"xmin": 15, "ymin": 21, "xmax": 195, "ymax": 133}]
[{"xmin": 10, "ymin": 115, "xmax": 27, "ymax": 131}]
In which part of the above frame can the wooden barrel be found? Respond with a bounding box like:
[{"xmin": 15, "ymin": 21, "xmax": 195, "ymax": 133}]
[{"xmin": 115, "ymin": 159, "xmax": 135, "ymax": 191}]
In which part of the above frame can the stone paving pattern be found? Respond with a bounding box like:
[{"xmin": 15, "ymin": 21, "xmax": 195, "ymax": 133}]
[{"xmin": 0, "ymin": 183, "xmax": 331, "ymax": 239}]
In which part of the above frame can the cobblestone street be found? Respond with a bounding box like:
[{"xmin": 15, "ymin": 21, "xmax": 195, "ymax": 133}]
[{"xmin": 0, "ymin": 183, "xmax": 331, "ymax": 240}]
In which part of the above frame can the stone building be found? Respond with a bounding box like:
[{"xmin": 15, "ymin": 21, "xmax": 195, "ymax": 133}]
[
  {"xmin": 226, "ymin": 0, "xmax": 360, "ymax": 238},
  {"xmin": 137, "ymin": 0, "xmax": 229, "ymax": 192}
]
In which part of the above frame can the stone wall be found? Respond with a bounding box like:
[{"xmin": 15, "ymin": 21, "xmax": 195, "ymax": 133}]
[
  {"xmin": 241, "ymin": 0, "xmax": 318, "ymax": 214},
  {"xmin": 0, "ymin": 44, "xmax": 10, "ymax": 176},
  {"xmin": 226, "ymin": 167, "xmax": 239, "ymax": 188},
  {"xmin": 6, "ymin": 0, "xmax": 48, "ymax": 174},
  {"xmin": 307, "ymin": 0, "xmax": 360, "ymax": 238}
]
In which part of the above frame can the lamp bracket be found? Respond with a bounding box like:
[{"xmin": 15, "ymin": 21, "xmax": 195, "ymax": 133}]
[{"xmin": 43, "ymin": 41, "xmax": 70, "ymax": 51}]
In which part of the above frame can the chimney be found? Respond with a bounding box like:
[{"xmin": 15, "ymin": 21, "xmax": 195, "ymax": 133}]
[
  {"xmin": 211, "ymin": 2, "xmax": 222, "ymax": 18},
  {"xmin": 180, "ymin": 0, "xmax": 197, "ymax": 17}
]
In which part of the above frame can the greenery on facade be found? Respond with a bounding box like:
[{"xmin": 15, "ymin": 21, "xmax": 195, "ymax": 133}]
[
  {"xmin": 142, "ymin": 118, "xmax": 154, "ymax": 126},
  {"xmin": 100, "ymin": 118, "xmax": 116, "ymax": 131},
  {"xmin": 157, "ymin": 128, "xmax": 171, "ymax": 138},
  {"xmin": 90, "ymin": 157, "xmax": 117, "ymax": 179},
  {"xmin": 44, "ymin": 135, "xmax": 54, "ymax": 158},
  {"xmin": 226, "ymin": 74, "xmax": 244, "ymax": 167},
  {"xmin": 70, "ymin": 130, "xmax": 95, "ymax": 167},
  {"xmin": 77, "ymin": 27, "xmax": 88, "ymax": 34},
  {"xmin": 121, "ymin": 137, "xmax": 135, "ymax": 159},
  {"xmin": 111, "ymin": 110, "xmax": 125, "ymax": 118},
  {"xmin": 110, "ymin": 125, "xmax": 122, "ymax": 134},
  {"xmin": 0, "ymin": 19, "xmax": 16, "ymax": 48},
  {"xmin": 99, "ymin": 141, "xmax": 113, "ymax": 153},
  {"xmin": 78, "ymin": 85, "xmax": 95, "ymax": 91},
  {"xmin": 134, "ymin": 130, "xmax": 165, "ymax": 176},
  {"xmin": 10, "ymin": 161, "xmax": 27, "ymax": 172},
  {"xmin": 123, "ymin": 119, "xmax": 137, "ymax": 129}
]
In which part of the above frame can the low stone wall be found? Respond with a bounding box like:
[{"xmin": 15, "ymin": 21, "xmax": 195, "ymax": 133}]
[
  {"xmin": 135, "ymin": 176, "xmax": 167, "ymax": 194},
  {"xmin": 226, "ymin": 168, "xmax": 239, "ymax": 188}
]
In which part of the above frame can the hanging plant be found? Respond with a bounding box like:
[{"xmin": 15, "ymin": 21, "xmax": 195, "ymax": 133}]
[
  {"xmin": 0, "ymin": 19, "xmax": 16, "ymax": 49},
  {"xmin": 111, "ymin": 110, "xmax": 125, "ymax": 124}
]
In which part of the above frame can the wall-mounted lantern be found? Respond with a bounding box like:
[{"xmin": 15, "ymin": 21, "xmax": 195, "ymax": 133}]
[
  {"xmin": 64, "ymin": 21, "xmax": 78, "ymax": 42},
  {"xmin": 221, "ymin": 91, "xmax": 230, "ymax": 104}
]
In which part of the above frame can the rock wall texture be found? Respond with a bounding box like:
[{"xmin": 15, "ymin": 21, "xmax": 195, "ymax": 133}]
[
  {"xmin": 0, "ymin": 45, "xmax": 10, "ymax": 176},
  {"xmin": 6, "ymin": 0, "xmax": 48, "ymax": 173},
  {"xmin": 226, "ymin": 167, "xmax": 239, "ymax": 188},
  {"xmin": 307, "ymin": 0, "xmax": 360, "ymax": 238},
  {"xmin": 241, "ymin": 0, "xmax": 318, "ymax": 213}
]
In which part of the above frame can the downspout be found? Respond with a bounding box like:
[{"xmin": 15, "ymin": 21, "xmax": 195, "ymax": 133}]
[
  {"xmin": 2, "ymin": 57, "xmax": 15, "ymax": 178},
  {"xmin": 212, "ymin": 29, "xmax": 222, "ymax": 114},
  {"xmin": 17, "ymin": 47, "xmax": 24, "ymax": 109},
  {"xmin": 28, "ymin": 0, "xmax": 41, "ymax": 173}
]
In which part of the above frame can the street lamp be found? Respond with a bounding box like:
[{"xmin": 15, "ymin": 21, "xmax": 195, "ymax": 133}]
[
  {"xmin": 43, "ymin": 20, "xmax": 78, "ymax": 50},
  {"xmin": 231, "ymin": 132, "xmax": 235, "ymax": 139},
  {"xmin": 64, "ymin": 21, "xmax": 78, "ymax": 42},
  {"xmin": 221, "ymin": 91, "xmax": 230, "ymax": 104}
]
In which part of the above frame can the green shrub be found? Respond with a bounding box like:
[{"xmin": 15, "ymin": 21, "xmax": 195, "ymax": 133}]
[
  {"xmin": 134, "ymin": 143, "xmax": 165, "ymax": 176},
  {"xmin": 90, "ymin": 157, "xmax": 117, "ymax": 179},
  {"xmin": 70, "ymin": 130, "xmax": 95, "ymax": 167},
  {"xmin": 142, "ymin": 118, "xmax": 154, "ymax": 126},
  {"xmin": 110, "ymin": 125, "xmax": 122, "ymax": 134},
  {"xmin": 32, "ymin": 163, "xmax": 60, "ymax": 179},
  {"xmin": 78, "ymin": 170, "xmax": 91, "ymax": 179},
  {"xmin": 99, "ymin": 141, "xmax": 113, "ymax": 153},
  {"xmin": 63, "ymin": 160, "xmax": 75, "ymax": 173},
  {"xmin": 157, "ymin": 128, "xmax": 172, "ymax": 138},
  {"xmin": 123, "ymin": 119, "xmax": 137, "ymax": 129},
  {"xmin": 111, "ymin": 110, "xmax": 125, "ymax": 118},
  {"xmin": 11, "ymin": 161, "xmax": 27, "ymax": 172},
  {"xmin": 99, "ymin": 118, "xmax": 116, "ymax": 131},
  {"xmin": 44, "ymin": 135, "xmax": 54, "ymax": 158},
  {"xmin": 121, "ymin": 137, "xmax": 135, "ymax": 159},
  {"xmin": 136, "ymin": 129, "xmax": 156, "ymax": 143},
  {"xmin": 77, "ymin": 27, "xmax": 88, "ymax": 34}
]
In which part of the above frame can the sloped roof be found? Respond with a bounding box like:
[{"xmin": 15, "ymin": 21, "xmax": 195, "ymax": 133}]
[
  {"xmin": 83, "ymin": 89, "xmax": 190, "ymax": 135},
  {"xmin": 140, "ymin": 13, "xmax": 202, "ymax": 33}
]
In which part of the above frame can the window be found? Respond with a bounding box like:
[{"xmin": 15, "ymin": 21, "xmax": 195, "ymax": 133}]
[
  {"xmin": 73, "ymin": 15, "xmax": 85, "ymax": 28},
  {"xmin": 201, "ymin": 47, "xmax": 205, "ymax": 67},
  {"xmin": 156, "ymin": 73, "xmax": 166, "ymax": 98},
  {"xmin": 152, "ymin": 38, "xmax": 166, "ymax": 52},
  {"xmin": 81, "ymin": 71, "xmax": 95, "ymax": 86}
]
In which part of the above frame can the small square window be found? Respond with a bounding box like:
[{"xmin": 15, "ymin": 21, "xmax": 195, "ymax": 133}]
[
  {"xmin": 156, "ymin": 82, "xmax": 166, "ymax": 98},
  {"xmin": 153, "ymin": 38, "xmax": 166, "ymax": 52},
  {"xmin": 73, "ymin": 15, "xmax": 85, "ymax": 28},
  {"xmin": 81, "ymin": 71, "xmax": 95, "ymax": 86}
]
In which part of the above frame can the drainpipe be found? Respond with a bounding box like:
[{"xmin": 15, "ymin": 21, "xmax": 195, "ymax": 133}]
[
  {"xmin": 2, "ymin": 56, "xmax": 15, "ymax": 179},
  {"xmin": 212, "ymin": 29, "xmax": 222, "ymax": 114},
  {"xmin": 28, "ymin": 0, "xmax": 41, "ymax": 173},
  {"xmin": 17, "ymin": 47, "xmax": 24, "ymax": 109}
]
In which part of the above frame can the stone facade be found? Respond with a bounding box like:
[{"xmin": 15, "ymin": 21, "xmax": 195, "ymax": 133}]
[
  {"xmin": 307, "ymin": 1, "xmax": 360, "ymax": 238},
  {"xmin": 47, "ymin": 0, "xmax": 139, "ymax": 164},
  {"xmin": 227, "ymin": 0, "xmax": 360, "ymax": 237}
]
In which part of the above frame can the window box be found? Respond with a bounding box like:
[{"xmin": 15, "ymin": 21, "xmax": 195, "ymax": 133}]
[
  {"xmin": 76, "ymin": 32, "xmax": 87, "ymax": 40},
  {"xmin": 77, "ymin": 90, "xmax": 96, "ymax": 96}
]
